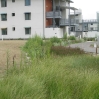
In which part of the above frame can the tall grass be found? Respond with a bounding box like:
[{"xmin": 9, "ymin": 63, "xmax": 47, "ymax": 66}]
[
  {"xmin": 0, "ymin": 36, "xmax": 99, "ymax": 99},
  {"xmin": 23, "ymin": 35, "xmax": 52, "ymax": 59},
  {"xmin": 0, "ymin": 55, "xmax": 99, "ymax": 99}
]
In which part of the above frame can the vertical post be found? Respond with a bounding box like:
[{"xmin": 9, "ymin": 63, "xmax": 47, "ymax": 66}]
[
  {"xmin": 68, "ymin": 2, "xmax": 70, "ymax": 35},
  {"xmin": 82, "ymin": 19, "xmax": 83, "ymax": 33},
  {"xmin": 59, "ymin": 0, "xmax": 60, "ymax": 28},
  {"xmin": 2, "ymin": 35, "xmax": 3, "ymax": 41},
  {"xmin": 53, "ymin": 0, "xmax": 55, "ymax": 29},
  {"xmin": 74, "ymin": 10, "xmax": 76, "ymax": 25},
  {"xmin": 43, "ymin": 0, "xmax": 45, "ymax": 39},
  {"xmin": 74, "ymin": 9, "xmax": 76, "ymax": 34},
  {"xmin": 96, "ymin": 47, "xmax": 97, "ymax": 55}
]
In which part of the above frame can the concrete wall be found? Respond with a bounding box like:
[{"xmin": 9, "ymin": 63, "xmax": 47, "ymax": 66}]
[
  {"xmin": 0, "ymin": 0, "xmax": 44, "ymax": 39},
  {"xmin": 83, "ymin": 31, "xmax": 99, "ymax": 38},
  {"xmin": 45, "ymin": 28, "xmax": 63, "ymax": 38}
]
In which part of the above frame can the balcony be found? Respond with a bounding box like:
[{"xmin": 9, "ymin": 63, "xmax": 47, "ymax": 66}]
[
  {"xmin": 60, "ymin": 19, "xmax": 79, "ymax": 26},
  {"xmin": 75, "ymin": 27, "xmax": 98, "ymax": 32},
  {"xmin": 46, "ymin": 11, "xmax": 61, "ymax": 18},
  {"xmin": 83, "ymin": 19, "xmax": 97, "ymax": 23}
]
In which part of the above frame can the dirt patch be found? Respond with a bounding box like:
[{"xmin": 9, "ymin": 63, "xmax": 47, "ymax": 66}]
[{"xmin": 0, "ymin": 40, "xmax": 26, "ymax": 74}]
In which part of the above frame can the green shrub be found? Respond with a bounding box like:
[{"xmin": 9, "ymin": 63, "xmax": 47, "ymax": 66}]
[
  {"xmin": 50, "ymin": 37, "xmax": 61, "ymax": 44},
  {"xmin": 87, "ymin": 37, "xmax": 95, "ymax": 41},
  {"xmin": 68, "ymin": 36, "xmax": 76, "ymax": 40},
  {"xmin": 23, "ymin": 35, "xmax": 51, "ymax": 59},
  {"xmin": 84, "ymin": 37, "xmax": 95, "ymax": 41},
  {"xmin": 63, "ymin": 33, "xmax": 67, "ymax": 40}
]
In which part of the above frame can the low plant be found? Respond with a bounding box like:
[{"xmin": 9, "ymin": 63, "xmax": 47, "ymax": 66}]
[
  {"xmin": 63, "ymin": 33, "xmax": 67, "ymax": 40},
  {"xmin": 23, "ymin": 35, "xmax": 51, "ymax": 59},
  {"xmin": 51, "ymin": 46, "xmax": 85, "ymax": 56},
  {"xmin": 50, "ymin": 37, "xmax": 61, "ymax": 44},
  {"xmin": 68, "ymin": 36, "xmax": 76, "ymax": 40}
]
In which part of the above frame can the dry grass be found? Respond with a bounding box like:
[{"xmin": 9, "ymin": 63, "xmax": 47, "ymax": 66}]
[{"xmin": 0, "ymin": 40, "xmax": 26, "ymax": 74}]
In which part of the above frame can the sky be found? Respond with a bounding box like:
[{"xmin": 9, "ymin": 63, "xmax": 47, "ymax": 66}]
[{"xmin": 70, "ymin": 0, "xmax": 99, "ymax": 19}]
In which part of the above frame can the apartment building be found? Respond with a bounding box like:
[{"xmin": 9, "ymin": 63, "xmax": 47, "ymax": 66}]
[
  {"xmin": 0, "ymin": 0, "xmax": 77, "ymax": 39},
  {"xmin": 70, "ymin": 9, "xmax": 99, "ymax": 38}
]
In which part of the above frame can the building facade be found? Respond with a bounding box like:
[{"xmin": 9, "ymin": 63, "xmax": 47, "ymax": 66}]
[
  {"xmin": 70, "ymin": 9, "xmax": 99, "ymax": 38},
  {"xmin": 0, "ymin": 0, "xmax": 77, "ymax": 39}
]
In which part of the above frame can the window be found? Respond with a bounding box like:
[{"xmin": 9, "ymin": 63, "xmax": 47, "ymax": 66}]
[
  {"xmin": 12, "ymin": 27, "xmax": 15, "ymax": 31},
  {"xmin": 25, "ymin": 13, "xmax": 31, "ymax": 20},
  {"xmin": 71, "ymin": 27, "xmax": 75, "ymax": 31},
  {"xmin": 12, "ymin": 0, "xmax": 15, "ymax": 2},
  {"xmin": 1, "ymin": 0, "xmax": 7, "ymax": 7},
  {"xmin": 1, "ymin": 14, "xmax": 7, "ymax": 21},
  {"xmin": 1, "ymin": 28, "xmax": 7, "ymax": 35},
  {"xmin": 91, "ymin": 27, "xmax": 93, "ymax": 31},
  {"xmin": 25, "ymin": 28, "xmax": 31, "ymax": 35},
  {"xmin": 91, "ymin": 23, "xmax": 93, "ymax": 25},
  {"xmin": 75, "ymin": 14, "xmax": 78, "ymax": 16},
  {"xmin": 25, "ymin": 0, "xmax": 31, "ymax": 6},
  {"xmin": 12, "ymin": 13, "xmax": 15, "ymax": 16}
]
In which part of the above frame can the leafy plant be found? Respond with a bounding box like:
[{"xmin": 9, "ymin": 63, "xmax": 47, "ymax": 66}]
[
  {"xmin": 68, "ymin": 36, "xmax": 76, "ymax": 40},
  {"xmin": 50, "ymin": 37, "xmax": 61, "ymax": 44}
]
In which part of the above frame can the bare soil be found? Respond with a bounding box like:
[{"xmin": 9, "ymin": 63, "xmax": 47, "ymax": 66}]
[{"xmin": 0, "ymin": 40, "xmax": 26, "ymax": 75}]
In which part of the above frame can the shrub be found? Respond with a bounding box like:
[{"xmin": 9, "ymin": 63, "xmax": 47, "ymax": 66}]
[
  {"xmin": 87, "ymin": 37, "xmax": 95, "ymax": 41},
  {"xmin": 50, "ymin": 37, "xmax": 61, "ymax": 44},
  {"xmin": 63, "ymin": 33, "xmax": 67, "ymax": 40},
  {"xmin": 51, "ymin": 46, "xmax": 85, "ymax": 56},
  {"xmin": 23, "ymin": 35, "xmax": 51, "ymax": 59},
  {"xmin": 68, "ymin": 36, "xmax": 76, "ymax": 40}
]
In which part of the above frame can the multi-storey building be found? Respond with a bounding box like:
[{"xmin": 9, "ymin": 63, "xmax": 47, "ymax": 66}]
[
  {"xmin": 0, "ymin": 0, "xmax": 77, "ymax": 39},
  {"xmin": 70, "ymin": 9, "xmax": 99, "ymax": 38}
]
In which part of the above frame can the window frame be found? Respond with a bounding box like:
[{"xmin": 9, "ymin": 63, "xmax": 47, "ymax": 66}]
[
  {"xmin": 25, "ymin": 0, "xmax": 31, "ymax": 6},
  {"xmin": 12, "ymin": 27, "xmax": 15, "ymax": 31},
  {"xmin": 1, "ymin": 0, "xmax": 7, "ymax": 7},
  {"xmin": 25, "ymin": 13, "xmax": 31, "ymax": 20},
  {"xmin": 25, "ymin": 27, "xmax": 31, "ymax": 35},
  {"xmin": 1, "ymin": 14, "xmax": 7, "ymax": 21},
  {"xmin": 12, "ymin": 0, "xmax": 15, "ymax": 2},
  {"xmin": 12, "ymin": 13, "xmax": 15, "ymax": 16},
  {"xmin": 1, "ymin": 28, "xmax": 7, "ymax": 35}
]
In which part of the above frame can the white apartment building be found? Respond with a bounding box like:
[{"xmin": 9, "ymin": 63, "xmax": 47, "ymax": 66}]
[{"xmin": 0, "ymin": 0, "xmax": 77, "ymax": 39}]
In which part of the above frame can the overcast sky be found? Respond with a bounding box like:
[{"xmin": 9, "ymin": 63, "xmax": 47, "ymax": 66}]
[{"xmin": 70, "ymin": 0, "xmax": 98, "ymax": 19}]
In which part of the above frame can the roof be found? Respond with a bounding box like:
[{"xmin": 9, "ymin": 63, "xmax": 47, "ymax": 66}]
[
  {"xmin": 60, "ymin": 6, "xmax": 78, "ymax": 10},
  {"xmin": 67, "ymin": 0, "xmax": 74, "ymax": 3},
  {"xmin": 61, "ymin": 0, "xmax": 74, "ymax": 3}
]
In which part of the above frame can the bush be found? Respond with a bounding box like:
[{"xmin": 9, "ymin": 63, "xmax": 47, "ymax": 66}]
[
  {"xmin": 63, "ymin": 33, "xmax": 67, "ymax": 40},
  {"xmin": 51, "ymin": 46, "xmax": 85, "ymax": 56},
  {"xmin": 68, "ymin": 36, "xmax": 76, "ymax": 40},
  {"xmin": 23, "ymin": 35, "xmax": 51, "ymax": 59},
  {"xmin": 87, "ymin": 37, "xmax": 95, "ymax": 41},
  {"xmin": 84, "ymin": 37, "xmax": 95, "ymax": 41},
  {"xmin": 50, "ymin": 37, "xmax": 61, "ymax": 44}
]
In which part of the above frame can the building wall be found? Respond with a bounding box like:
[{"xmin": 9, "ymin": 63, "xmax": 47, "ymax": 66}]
[
  {"xmin": 45, "ymin": 28, "xmax": 63, "ymax": 38},
  {"xmin": 46, "ymin": 0, "xmax": 53, "ymax": 27},
  {"xmin": 83, "ymin": 31, "xmax": 99, "ymax": 38},
  {"xmin": 88, "ymin": 23, "xmax": 97, "ymax": 30},
  {"xmin": 0, "ymin": 0, "xmax": 44, "ymax": 39}
]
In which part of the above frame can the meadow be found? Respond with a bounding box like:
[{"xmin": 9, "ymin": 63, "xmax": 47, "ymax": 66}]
[{"xmin": 0, "ymin": 37, "xmax": 99, "ymax": 99}]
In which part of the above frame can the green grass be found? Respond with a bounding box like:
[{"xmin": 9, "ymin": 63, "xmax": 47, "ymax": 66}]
[
  {"xmin": 0, "ymin": 36, "xmax": 99, "ymax": 99},
  {"xmin": 0, "ymin": 55, "xmax": 99, "ymax": 99}
]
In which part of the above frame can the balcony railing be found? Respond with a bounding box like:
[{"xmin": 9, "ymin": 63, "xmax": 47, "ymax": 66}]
[
  {"xmin": 46, "ymin": 11, "xmax": 61, "ymax": 18},
  {"xmin": 75, "ymin": 27, "xmax": 98, "ymax": 32},
  {"xmin": 60, "ymin": 19, "xmax": 79, "ymax": 26},
  {"xmin": 83, "ymin": 19, "xmax": 97, "ymax": 23}
]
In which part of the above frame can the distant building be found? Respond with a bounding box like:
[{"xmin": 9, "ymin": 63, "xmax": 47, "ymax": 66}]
[{"xmin": 70, "ymin": 9, "xmax": 99, "ymax": 38}]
